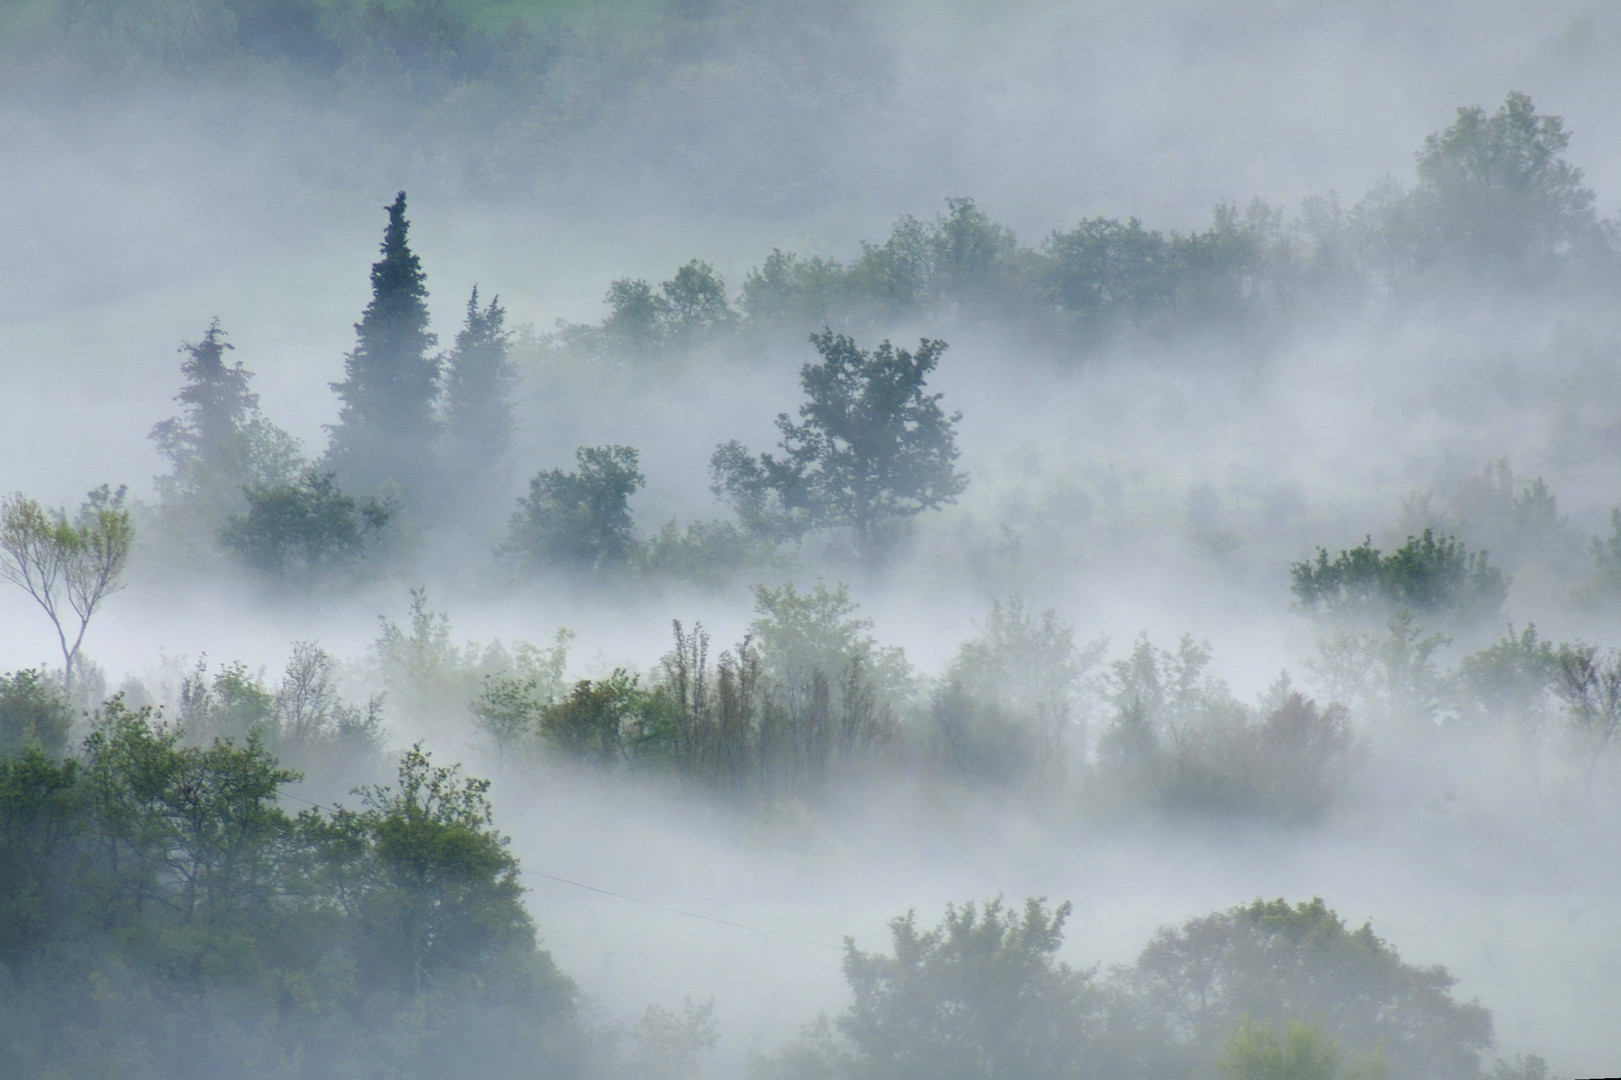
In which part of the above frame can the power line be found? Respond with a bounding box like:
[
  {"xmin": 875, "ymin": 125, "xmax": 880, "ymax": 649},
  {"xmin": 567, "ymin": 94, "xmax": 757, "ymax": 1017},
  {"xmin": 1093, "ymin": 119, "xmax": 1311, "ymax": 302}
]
[
  {"xmin": 276, "ymin": 789, "xmax": 843, "ymax": 952},
  {"xmin": 523, "ymin": 867, "xmax": 843, "ymax": 952}
]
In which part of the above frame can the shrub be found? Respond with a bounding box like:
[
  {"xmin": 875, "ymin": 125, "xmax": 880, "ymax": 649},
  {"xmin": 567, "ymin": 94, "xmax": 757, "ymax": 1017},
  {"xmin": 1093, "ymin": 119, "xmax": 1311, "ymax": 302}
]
[{"xmin": 1291, "ymin": 529, "xmax": 1507, "ymax": 625}]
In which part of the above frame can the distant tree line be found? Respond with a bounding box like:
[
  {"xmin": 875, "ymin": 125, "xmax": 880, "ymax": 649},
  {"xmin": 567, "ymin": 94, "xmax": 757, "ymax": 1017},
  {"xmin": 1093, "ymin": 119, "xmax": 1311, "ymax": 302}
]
[{"xmin": 117, "ymin": 91, "xmax": 1621, "ymax": 596}]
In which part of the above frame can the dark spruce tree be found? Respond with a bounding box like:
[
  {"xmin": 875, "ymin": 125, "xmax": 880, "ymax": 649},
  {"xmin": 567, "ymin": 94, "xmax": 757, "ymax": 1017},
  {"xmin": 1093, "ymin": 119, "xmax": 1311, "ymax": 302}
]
[
  {"xmin": 439, "ymin": 286, "xmax": 515, "ymax": 500},
  {"xmin": 149, "ymin": 319, "xmax": 301, "ymax": 521},
  {"xmin": 326, "ymin": 191, "xmax": 439, "ymax": 496}
]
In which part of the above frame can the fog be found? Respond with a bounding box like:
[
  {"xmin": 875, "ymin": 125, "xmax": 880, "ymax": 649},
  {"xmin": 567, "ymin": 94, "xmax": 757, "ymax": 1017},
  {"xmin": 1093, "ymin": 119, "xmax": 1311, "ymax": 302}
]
[{"xmin": 3, "ymin": 2, "xmax": 1621, "ymax": 1078}]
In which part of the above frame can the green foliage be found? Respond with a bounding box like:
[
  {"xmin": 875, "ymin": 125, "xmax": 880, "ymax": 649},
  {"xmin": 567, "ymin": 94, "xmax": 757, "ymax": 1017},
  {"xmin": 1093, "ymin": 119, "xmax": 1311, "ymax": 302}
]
[
  {"xmin": 712, "ymin": 331, "xmax": 966, "ymax": 564},
  {"xmin": 1435, "ymin": 461, "xmax": 1576, "ymax": 572},
  {"xmin": 1092, "ymin": 669, "xmax": 1361, "ymax": 821},
  {"xmin": 0, "ymin": 748, "xmax": 82, "ymax": 960},
  {"xmin": 641, "ymin": 518, "xmax": 787, "ymax": 586},
  {"xmin": 535, "ymin": 671, "xmax": 655, "ymax": 769},
  {"xmin": 1126, "ymin": 897, "xmax": 1493, "ymax": 1080},
  {"xmin": 219, "ymin": 467, "xmax": 396, "ymax": 583},
  {"xmin": 1291, "ymin": 529, "xmax": 1508, "ymax": 626},
  {"xmin": 327, "ymin": 191, "xmax": 441, "ymax": 495},
  {"xmin": 740, "ymin": 249, "xmax": 850, "ymax": 328},
  {"xmin": 585, "ymin": 260, "xmax": 739, "ymax": 361},
  {"xmin": 627, "ymin": 999, "xmax": 719, "ymax": 1080},
  {"xmin": 0, "ymin": 486, "xmax": 133, "ymax": 692},
  {"xmin": 1454, "ymin": 623, "xmax": 1560, "ymax": 727},
  {"xmin": 748, "ymin": 582, "xmax": 911, "ymax": 707},
  {"xmin": 1043, "ymin": 215, "xmax": 1175, "ymax": 330},
  {"xmin": 439, "ymin": 286, "xmax": 516, "ymax": 494},
  {"xmin": 1584, "ymin": 507, "xmax": 1621, "ymax": 601},
  {"xmin": 1412, "ymin": 91, "xmax": 1600, "ymax": 275},
  {"xmin": 0, "ymin": 701, "xmax": 582, "ymax": 1078},
  {"xmin": 1308, "ymin": 610, "xmax": 1451, "ymax": 728},
  {"xmin": 645, "ymin": 601, "xmax": 901, "ymax": 801},
  {"xmin": 1164, "ymin": 692, "xmax": 1360, "ymax": 819},
  {"xmin": 1221, "ymin": 1018, "xmax": 1342, "ymax": 1080},
  {"xmin": 179, "ymin": 658, "xmax": 275, "ymax": 744},
  {"xmin": 149, "ymin": 319, "xmax": 303, "ymax": 526},
  {"xmin": 1550, "ymin": 642, "xmax": 1621, "ymax": 786},
  {"xmin": 504, "ymin": 445, "xmax": 646, "ymax": 571},
  {"xmin": 350, "ymin": 744, "xmax": 541, "ymax": 993},
  {"xmin": 933, "ymin": 596, "xmax": 1104, "ymax": 789},
  {"xmin": 839, "ymin": 897, "xmax": 1097, "ymax": 1080},
  {"xmin": 471, "ymin": 628, "xmax": 574, "ymax": 760},
  {"xmin": 0, "ymin": 668, "xmax": 73, "ymax": 757},
  {"xmin": 1103, "ymin": 633, "xmax": 1244, "ymax": 738}
]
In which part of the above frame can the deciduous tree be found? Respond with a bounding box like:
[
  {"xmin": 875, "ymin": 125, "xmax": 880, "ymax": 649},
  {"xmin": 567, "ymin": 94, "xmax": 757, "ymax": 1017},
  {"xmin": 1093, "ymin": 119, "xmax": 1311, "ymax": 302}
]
[
  {"xmin": 712, "ymin": 331, "xmax": 966, "ymax": 565},
  {"xmin": 0, "ymin": 487, "xmax": 133, "ymax": 693}
]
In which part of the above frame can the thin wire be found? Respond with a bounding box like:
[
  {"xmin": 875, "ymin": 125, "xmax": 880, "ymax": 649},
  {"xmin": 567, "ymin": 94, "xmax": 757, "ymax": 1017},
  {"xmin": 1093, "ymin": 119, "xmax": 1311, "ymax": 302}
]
[
  {"xmin": 523, "ymin": 867, "xmax": 843, "ymax": 952},
  {"xmin": 277, "ymin": 789, "xmax": 843, "ymax": 952}
]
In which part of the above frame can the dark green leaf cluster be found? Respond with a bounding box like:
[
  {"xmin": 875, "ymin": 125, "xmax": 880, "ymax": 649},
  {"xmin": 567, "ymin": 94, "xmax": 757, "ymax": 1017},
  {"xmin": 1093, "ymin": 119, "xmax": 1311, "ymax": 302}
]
[
  {"xmin": 0, "ymin": 668, "xmax": 72, "ymax": 758},
  {"xmin": 477, "ymin": 596, "xmax": 903, "ymax": 803},
  {"xmin": 0, "ymin": 704, "xmax": 580, "ymax": 1079},
  {"xmin": 1291, "ymin": 529, "xmax": 1508, "ymax": 626},
  {"xmin": 1123, "ymin": 898, "xmax": 1492, "ymax": 1080},
  {"xmin": 503, "ymin": 445, "xmax": 646, "ymax": 571},
  {"xmin": 712, "ymin": 332, "xmax": 966, "ymax": 564},
  {"xmin": 1093, "ymin": 689, "xmax": 1360, "ymax": 821},
  {"xmin": 839, "ymin": 898, "xmax": 1096, "ymax": 1080},
  {"xmin": 219, "ymin": 467, "xmax": 397, "ymax": 583},
  {"xmin": 774, "ymin": 895, "xmax": 1495, "ymax": 1080},
  {"xmin": 149, "ymin": 319, "xmax": 303, "ymax": 519}
]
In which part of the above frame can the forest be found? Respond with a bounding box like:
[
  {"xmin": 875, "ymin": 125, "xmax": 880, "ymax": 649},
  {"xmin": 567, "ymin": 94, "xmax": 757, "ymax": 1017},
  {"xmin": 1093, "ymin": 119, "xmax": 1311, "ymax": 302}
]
[{"xmin": 3, "ymin": 1, "xmax": 1621, "ymax": 1078}]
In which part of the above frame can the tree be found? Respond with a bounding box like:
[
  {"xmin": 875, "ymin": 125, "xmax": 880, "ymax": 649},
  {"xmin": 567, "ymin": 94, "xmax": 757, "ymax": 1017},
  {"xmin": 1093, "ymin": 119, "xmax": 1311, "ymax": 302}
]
[
  {"xmin": 0, "ymin": 669, "xmax": 73, "ymax": 757},
  {"xmin": 1551, "ymin": 642, "xmax": 1621, "ymax": 791},
  {"xmin": 1411, "ymin": 91, "xmax": 1600, "ymax": 276},
  {"xmin": 0, "ymin": 487, "xmax": 133, "ymax": 693},
  {"xmin": 503, "ymin": 445, "xmax": 645, "ymax": 571},
  {"xmin": 1291, "ymin": 529, "xmax": 1508, "ymax": 627},
  {"xmin": 1043, "ymin": 217, "xmax": 1174, "ymax": 330},
  {"xmin": 940, "ymin": 596, "xmax": 1105, "ymax": 784},
  {"xmin": 218, "ymin": 467, "xmax": 395, "ymax": 583},
  {"xmin": 711, "ymin": 331, "xmax": 966, "ymax": 565},
  {"xmin": 327, "ymin": 191, "xmax": 440, "ymax": 494},
  {"xmin": 439, "ymin": 286, "xmax": 516, "ymax": 496},
  {"xmin": 349, "ymin": 745, "xmax": 538, "ymax": 995},
  {"xmin": 149, "ymin": 318, "xmax": 302, "ymax": 521},
  {"xmin": 659, "ymin": 259, "xmax": 736, "ymax": 347},
  {"xmin": 838, "ymin": 897, "xmax": 1098, "ymax": 1080},
  {"xmin": 1125, "ymin": 897, "xmax": 1492, "ymax": 1080},
  {"xmin": 1220, "ymin": 1019, "xmax": 1342, "ymax": 1080}
]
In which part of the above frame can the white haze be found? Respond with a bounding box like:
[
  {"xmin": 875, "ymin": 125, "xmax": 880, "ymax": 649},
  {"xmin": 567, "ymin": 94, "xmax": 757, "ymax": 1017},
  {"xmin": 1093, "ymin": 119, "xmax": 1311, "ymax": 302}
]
[{"xmin": 3, "ymin": 2, "xmax": 1621, "ymax": 1078}]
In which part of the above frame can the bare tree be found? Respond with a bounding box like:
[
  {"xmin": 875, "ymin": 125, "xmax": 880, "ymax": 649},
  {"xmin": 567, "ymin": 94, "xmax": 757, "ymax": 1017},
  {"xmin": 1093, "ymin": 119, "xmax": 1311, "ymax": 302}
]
[
  {"xmin": 1554, "ymin": 643, "xmax": 1621, "ymax": 792},
  {"xmin": 0, "ymin": 486, "xmax": 133, "ymax": 693}
]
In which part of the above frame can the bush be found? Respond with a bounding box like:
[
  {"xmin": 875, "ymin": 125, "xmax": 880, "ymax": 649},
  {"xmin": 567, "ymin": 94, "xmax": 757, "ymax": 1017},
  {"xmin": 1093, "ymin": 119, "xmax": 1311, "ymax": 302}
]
[
  {"xmin": 1291, "ymin": 529, "xmax": 1508, "ymax": 626},
  {"xmin": 0, "ymin": 669, "xmax": 72, "ymax": 757},
  {"xmin": 219, "ymin": 467, "xmax": 396, "ymax": 583},
  {"xmin": 1124, "ymin": 897, "xmax": 1493, "ymax": 1080},
  {"xmin": 503, "ymin": 445, "xmax": 645, "ymax": 572},
  {"xmin": 839, "ymin": 898, "xmax": 1098, "ymax": 1080}
]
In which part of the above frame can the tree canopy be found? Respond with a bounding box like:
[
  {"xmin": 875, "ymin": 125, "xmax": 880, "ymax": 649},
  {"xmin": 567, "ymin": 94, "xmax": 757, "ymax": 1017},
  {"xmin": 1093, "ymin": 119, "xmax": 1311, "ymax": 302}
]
[{"xmin": 712, "ymin": 331, "xmax": 966, "ymax": 564}]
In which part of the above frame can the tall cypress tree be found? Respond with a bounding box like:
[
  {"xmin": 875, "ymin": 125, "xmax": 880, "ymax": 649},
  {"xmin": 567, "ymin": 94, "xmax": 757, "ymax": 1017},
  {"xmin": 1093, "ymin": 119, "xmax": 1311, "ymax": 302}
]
[
  {"xmin": 440, "ymin": 286, "xmax": 515, "ymax": 491},
  {"xmin": 326, "ymin": 191, "xmax": 439, "ymax": 494}
]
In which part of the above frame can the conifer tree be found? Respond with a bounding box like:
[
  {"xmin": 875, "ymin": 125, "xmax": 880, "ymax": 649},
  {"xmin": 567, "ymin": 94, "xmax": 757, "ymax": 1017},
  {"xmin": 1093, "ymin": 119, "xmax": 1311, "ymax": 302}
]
[
  {"xmin": 326, "ymin": 191, "xmax": 439, "ymax": 495},
  {"xmin": 440, "ymin": 286, "xmax": 515, "ymax": 490},
  {"xmin": 149, "ymin": 319, "xmax": 301, "ymax": 519}
]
